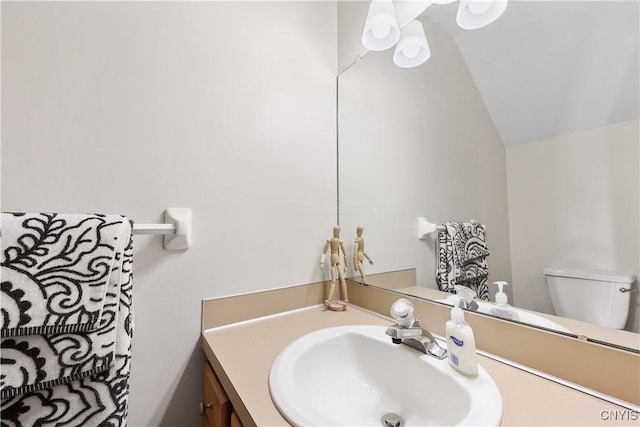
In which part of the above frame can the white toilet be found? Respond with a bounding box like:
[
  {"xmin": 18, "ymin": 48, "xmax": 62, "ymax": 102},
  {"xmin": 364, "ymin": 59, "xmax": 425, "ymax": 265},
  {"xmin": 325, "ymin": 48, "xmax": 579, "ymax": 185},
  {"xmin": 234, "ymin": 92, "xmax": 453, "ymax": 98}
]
[{"xmin": 543, "ymin": 267, "xmax": 636, "ymax": 329}]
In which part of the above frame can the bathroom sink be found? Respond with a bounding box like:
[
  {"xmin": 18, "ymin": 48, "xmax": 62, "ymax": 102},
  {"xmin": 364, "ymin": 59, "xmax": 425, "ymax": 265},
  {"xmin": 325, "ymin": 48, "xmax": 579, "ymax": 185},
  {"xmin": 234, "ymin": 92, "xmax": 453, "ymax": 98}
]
[{"xmin": 269, "ymin": 325, "xmax": 503, "ymax": 426}]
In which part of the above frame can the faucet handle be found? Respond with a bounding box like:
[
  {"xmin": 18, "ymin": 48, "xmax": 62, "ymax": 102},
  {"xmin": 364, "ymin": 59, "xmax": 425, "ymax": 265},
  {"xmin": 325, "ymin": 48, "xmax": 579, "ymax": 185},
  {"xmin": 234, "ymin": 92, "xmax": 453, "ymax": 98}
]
[{"xmin": 390, "ymin": 298, "xmax": 416, "ymax": 327}]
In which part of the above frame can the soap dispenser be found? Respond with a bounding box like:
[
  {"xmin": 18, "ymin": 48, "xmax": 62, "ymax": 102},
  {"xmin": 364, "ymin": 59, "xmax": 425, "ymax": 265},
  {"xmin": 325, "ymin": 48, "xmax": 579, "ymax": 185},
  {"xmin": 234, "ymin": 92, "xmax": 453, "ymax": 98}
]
[
  {"xmin": 445, "ymin": 298, "xmax": 478, "ymax": 377},
  {"xmin": 489, "ymin": 281, "xmax": 520, "ymax": 321}
]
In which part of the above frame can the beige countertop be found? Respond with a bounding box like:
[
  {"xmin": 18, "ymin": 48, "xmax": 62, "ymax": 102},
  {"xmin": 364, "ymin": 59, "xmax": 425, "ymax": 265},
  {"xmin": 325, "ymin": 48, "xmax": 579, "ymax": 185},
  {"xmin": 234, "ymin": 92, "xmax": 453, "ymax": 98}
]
[{"xmin": 201, "ymin": 304, "xmax": 637, "ymax": 427}]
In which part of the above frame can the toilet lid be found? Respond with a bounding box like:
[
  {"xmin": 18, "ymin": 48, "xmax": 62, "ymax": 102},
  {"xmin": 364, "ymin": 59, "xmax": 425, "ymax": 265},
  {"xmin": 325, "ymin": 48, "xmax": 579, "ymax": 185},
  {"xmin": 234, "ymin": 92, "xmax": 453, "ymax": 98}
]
[{"xmin": 543, "ymin": 268, "xmax": 636, "ymax": 284}]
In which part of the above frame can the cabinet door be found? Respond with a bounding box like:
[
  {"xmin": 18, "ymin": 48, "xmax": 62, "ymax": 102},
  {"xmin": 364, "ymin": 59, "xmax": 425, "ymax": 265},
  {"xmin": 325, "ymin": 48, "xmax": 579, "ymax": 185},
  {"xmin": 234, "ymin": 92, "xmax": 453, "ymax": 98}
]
[
  {"xmin": 230, "ymin": 412, "xmax": 243, "ymax": 427},
  {"xmin": 202, "ymin": 361, "xmax": 232, "ymax": 427}
]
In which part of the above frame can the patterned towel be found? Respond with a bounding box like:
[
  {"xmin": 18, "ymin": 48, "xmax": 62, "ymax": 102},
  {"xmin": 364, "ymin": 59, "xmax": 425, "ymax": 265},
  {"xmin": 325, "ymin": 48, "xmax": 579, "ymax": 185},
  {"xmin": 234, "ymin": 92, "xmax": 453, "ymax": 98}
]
[
  {"xmin": 1, "ymin": 213, "xmax": 134, "ymax": 426},
  {"xmin": 436, "ymin": 221, "xmax": 490, "ymax": 300}
]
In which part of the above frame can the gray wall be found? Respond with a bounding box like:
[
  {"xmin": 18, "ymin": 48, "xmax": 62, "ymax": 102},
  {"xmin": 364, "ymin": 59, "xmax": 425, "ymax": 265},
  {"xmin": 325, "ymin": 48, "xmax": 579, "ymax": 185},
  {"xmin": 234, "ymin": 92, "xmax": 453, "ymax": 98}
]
[
  {"xmin": 507, "ymin": 120, "xmax": 640, "ymax": 332},
  {"xmin": 1, "ymin": 2, "xmax": 337, "ymax": 425}
]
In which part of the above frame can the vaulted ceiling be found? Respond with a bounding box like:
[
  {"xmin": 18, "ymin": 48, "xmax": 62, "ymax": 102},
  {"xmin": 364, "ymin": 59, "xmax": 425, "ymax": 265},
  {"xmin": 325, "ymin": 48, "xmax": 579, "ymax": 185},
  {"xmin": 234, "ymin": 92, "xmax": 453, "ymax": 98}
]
[{"xmin": 422, "ymin": 0, "xmax": 639, "ymax": 146}]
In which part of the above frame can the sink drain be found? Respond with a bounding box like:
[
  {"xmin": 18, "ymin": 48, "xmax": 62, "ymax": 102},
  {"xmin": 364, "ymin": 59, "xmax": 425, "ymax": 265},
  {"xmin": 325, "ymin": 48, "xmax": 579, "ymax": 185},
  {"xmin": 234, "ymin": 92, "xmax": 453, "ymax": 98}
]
[{"xmin": 381, "ymin": 413, "xmax": 404, "ymax": 427}]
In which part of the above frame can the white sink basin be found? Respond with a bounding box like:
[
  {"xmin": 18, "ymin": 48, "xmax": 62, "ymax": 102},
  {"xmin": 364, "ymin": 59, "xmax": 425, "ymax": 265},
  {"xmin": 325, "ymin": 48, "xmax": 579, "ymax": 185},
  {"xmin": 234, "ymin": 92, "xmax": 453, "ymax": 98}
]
[{"xmin": 269, "ymin": 325, "xmax": 503, "ymax": 426}]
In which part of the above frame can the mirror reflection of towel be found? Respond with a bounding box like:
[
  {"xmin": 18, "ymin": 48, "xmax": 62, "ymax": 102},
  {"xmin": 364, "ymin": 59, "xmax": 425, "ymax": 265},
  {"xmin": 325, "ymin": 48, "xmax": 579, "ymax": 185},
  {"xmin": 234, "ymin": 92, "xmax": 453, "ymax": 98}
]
[{"xmin": 436, "ymin": 221, "xmax": 490, "ymax": 300}]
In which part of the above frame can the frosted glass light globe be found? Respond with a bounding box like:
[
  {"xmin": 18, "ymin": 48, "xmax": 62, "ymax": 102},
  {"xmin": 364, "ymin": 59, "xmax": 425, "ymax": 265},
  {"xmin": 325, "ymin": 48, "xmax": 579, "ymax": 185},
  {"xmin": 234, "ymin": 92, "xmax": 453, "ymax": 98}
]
[
  {"xmin": 401, "ymin": 42, "xmax": 421, "ymax": 58},
  {"xmin": 456, "ymin": 0, "xmax": 508, "ymax": 30},
  {"xmin": 469, "ymin": 0, "xmax": 493, "ymax": 15},
  {"xmin": 393, "ymin": 20, "xmax": 430, "ymax": 68},
  {"xmin": 361, "ymin": 0, "xmax": 401, "ymax": 51},
  {"xmin": 371, "ymin": 23, "xmax": 391, "ymax": 40}
]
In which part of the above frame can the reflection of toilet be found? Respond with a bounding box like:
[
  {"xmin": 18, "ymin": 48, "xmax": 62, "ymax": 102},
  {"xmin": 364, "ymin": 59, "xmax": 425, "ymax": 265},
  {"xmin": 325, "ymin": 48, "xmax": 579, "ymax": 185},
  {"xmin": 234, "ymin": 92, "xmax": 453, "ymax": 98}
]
[{"xmin": 543, "ymin": 268, "xmax": 636, "ymax": 329}]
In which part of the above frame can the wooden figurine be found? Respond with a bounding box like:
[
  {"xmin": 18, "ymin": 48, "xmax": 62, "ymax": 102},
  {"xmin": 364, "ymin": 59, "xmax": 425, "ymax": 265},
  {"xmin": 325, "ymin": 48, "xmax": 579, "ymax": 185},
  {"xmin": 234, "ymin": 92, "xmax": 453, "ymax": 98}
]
[
  {"xmin": 353, "ymin": 225, "xmax": 373, "ymax": 284},
  {"xmin": 320, "ymin": 225, "xmax": 349, "ymax": 311}
]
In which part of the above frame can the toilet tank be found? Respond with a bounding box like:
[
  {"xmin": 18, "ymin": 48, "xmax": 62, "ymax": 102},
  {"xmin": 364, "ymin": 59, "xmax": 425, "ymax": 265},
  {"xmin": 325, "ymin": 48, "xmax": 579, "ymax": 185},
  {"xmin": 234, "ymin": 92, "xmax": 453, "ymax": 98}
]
[{"xmin": 543, "ymin": 268, "xmax": 636, "ymax": 329}]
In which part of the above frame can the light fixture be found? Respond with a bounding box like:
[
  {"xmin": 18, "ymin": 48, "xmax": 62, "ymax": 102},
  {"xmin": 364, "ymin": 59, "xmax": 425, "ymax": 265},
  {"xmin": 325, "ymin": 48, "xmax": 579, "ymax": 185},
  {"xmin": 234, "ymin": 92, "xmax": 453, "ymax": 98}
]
[
  {"xmin": 456, "ymin": 0, "xmax": 508, "ymax": 30},
  {"xmin": 361, "ymin": 0, "xmax": 401, "ymax": 51},
  {"xmin": 393, "ymin": 20, "xmax": 431, "ymax": 68},
  {"xmin": 361, "ymin": 0, "xmax": 507, "ymax": 69}
]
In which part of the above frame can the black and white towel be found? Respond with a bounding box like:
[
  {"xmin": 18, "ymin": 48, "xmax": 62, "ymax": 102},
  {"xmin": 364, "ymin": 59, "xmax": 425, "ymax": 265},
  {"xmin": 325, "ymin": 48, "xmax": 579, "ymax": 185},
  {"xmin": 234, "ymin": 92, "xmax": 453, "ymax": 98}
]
[
  {"xmin": 1, "ymin": 213, "xmax": 134, "ymax": 426},
  {"xmin": 436, "ymin": 221, "xmax": 490, "ymax": 300}
]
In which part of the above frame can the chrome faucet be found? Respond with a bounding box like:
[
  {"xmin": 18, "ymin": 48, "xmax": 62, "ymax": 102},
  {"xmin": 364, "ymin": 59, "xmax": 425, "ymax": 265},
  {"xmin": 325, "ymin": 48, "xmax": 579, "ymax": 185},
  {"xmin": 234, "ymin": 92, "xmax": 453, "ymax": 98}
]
[
  {"xmin": 458, "ymin": 299, "xmax": 479, "ymax": 312},
  {"xmin": 385, "ymin": 299, "xmax": 447, "ymax": 360},
  {"xmin": 454, "ymin": 285, "xmax": 479, "ymax": 312}
]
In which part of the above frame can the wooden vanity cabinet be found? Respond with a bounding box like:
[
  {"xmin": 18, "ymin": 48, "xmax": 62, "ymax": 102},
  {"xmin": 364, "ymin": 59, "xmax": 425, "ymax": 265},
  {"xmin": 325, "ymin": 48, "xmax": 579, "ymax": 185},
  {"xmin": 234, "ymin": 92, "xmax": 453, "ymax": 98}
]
[
  {"xmin": 202, "ymin": 361, "xmax": 232, "ymax": 427},
  {"xmin": 230, "ymin": 412, "xmax": 243, "ymax": 427}
]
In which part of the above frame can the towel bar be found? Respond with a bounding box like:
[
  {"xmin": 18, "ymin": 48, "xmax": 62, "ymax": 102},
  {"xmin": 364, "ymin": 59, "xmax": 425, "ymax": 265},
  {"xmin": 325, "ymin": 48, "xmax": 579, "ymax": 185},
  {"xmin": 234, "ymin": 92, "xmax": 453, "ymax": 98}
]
[
  {"xmin": 418, "ymin": 218, "xmax": 480, "ymax": 240},
  {"xmin": 132, "ymin": 223, "xmax": 176, "ymax": 235},
  {"xmin": 436, "ymin": 220, "xmax": 479, "ymax": 231},
  {"xmin": 132, "ymin": 208, "xmax": 192, "ymax": 251}
]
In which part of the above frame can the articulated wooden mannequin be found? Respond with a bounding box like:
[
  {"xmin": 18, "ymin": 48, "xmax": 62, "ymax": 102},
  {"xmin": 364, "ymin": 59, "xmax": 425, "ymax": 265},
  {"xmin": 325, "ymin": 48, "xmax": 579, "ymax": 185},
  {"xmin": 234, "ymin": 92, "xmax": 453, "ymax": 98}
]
[
  {"xmin": 320, "ymin": 225, "xmax": 349, "ymax": 311},
  {"xmin": 353, "ymin": 225, "xmax": 373, "ymax": 284}
]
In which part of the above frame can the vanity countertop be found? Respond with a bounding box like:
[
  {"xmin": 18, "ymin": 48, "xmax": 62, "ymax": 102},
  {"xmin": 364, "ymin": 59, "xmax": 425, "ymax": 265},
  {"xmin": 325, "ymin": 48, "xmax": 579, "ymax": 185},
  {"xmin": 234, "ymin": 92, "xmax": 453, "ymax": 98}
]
[{"xmin": 201, "ymin": 304, "xmax": 637, "ymax": 427}]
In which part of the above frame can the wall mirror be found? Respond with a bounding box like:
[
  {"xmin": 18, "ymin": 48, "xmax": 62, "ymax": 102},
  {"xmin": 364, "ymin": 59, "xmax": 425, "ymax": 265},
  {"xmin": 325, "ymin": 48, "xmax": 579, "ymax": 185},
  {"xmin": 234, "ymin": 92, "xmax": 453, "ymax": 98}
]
[{"xmin": 337, "ymin": 0, "xmax": 639, "ymax": 352}]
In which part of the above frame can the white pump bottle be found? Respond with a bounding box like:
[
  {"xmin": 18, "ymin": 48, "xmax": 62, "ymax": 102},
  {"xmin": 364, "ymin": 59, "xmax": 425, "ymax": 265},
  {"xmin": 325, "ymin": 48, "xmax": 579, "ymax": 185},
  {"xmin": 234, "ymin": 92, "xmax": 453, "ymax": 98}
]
[
  {"xmin": 445, "ymin": 298, "xmax": 478, "ymax": 377},
  {"xmin": 489, "ymin": 281, "xmax": 520, "ymax": 321}
]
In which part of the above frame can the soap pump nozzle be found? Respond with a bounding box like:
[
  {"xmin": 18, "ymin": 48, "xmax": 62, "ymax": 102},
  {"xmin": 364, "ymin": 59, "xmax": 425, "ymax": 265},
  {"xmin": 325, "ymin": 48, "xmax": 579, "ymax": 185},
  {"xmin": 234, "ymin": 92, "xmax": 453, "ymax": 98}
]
[
  {"xmin": 494, "ymin": 281, "xmax": 509, "ymax": 306},
  {"xmin": 451, "ymin": 297, "xmax": 466, "ymax": 324}
]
